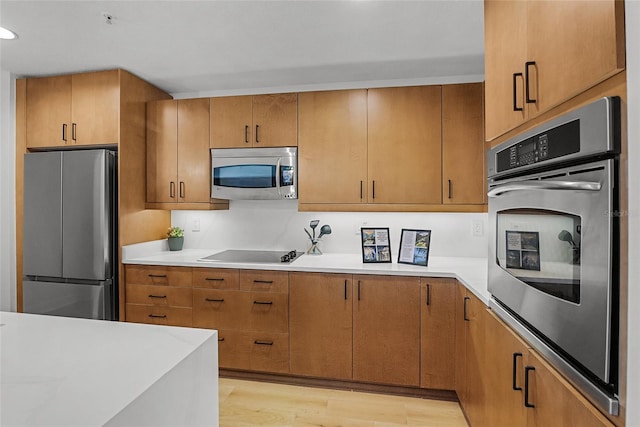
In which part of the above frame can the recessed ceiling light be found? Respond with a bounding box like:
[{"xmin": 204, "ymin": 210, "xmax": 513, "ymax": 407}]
[{"xmin": 0, "ymin": 26, "xmax": 18, "ymax": 40}]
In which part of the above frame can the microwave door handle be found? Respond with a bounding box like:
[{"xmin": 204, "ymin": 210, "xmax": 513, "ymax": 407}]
[
  {"xmin": 487, "ymin": 180, "xmax": 602, "ymax": 197},
  {"xmin": 275, "ymin": 158, "xmax": 282, "ymax": 197}
]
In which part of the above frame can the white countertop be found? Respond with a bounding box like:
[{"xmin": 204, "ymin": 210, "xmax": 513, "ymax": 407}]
[
  {"xmin": 122, "ymin": 242, "xmax": 490, "ymax": 303},
  {"xmin": 0, "ymin": 312, "xmax": 218, "ymax": 427}
]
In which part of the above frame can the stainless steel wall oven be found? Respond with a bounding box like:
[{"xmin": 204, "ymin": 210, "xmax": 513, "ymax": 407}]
[{"xmin": 487, "ymin": 97, "xmax": 621, "ymax": 415}]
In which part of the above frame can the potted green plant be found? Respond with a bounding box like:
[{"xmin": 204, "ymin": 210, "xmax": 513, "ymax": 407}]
[{"xmin": 167, "ymin": 226, "xmax": 184, "ymax": 251}]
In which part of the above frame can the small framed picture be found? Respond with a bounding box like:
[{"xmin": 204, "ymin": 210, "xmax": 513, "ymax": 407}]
[
  {"xmin": 361, "ymin": 228, "xmax": 392, "ymax": 263},
  {"xmin": 398, "ymin": 229, "xmax": 431, "ymax": 267},
  {"xmin": 505, "ymin": 230, "xmax": 541, "ymax": 271}
]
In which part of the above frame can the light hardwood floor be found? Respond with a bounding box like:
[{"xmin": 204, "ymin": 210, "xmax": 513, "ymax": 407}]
[{"xmin": 219, "ymin": 378, "xmax": 468, "ymax": 427}]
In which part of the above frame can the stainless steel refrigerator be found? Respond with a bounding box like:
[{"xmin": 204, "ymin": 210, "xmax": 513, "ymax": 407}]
[{"xmin": 23, "ymin": 150, "xmax": 118, "ymax": 320}]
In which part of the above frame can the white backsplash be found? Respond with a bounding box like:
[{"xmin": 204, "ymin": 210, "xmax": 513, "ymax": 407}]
[{"xmin": 171, "ymin": 200, "xmax": 488, "ymax": 258}]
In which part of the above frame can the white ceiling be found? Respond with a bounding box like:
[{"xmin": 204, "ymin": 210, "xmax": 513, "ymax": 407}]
[{"xmin": 0, "ymin": 0, "xmax": 484, "ymax": 97}]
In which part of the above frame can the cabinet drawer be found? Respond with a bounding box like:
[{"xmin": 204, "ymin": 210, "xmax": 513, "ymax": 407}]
[
  {"xmin": 125, "ymin": 283, "xmax": 192, "ymax": 307},
  {"xmin": 125, "ymin": 265, "xmax": 192, "ymax": 287},
  {"xmin": 125, "ymin": 304, "xmax": 192, "ymax": 327},
  {"xmin": 243, "ymin": 292, "xmax": 288, "ymax": 333},
  {"xmin": 192, "ymin": 268, "xmax": 239, "ymax": 289},
  {"xmin": 218, "ymin": 329, "xmax": 289, "ymax": 374},
  {"xmin": 239, "ymin": 270, "xmax": 288, "ymax": 293}
]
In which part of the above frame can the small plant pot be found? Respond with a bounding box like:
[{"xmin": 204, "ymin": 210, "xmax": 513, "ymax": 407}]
[{"xmin": 168, "ymin": 236, "xmax": 184, "ymax": 251}]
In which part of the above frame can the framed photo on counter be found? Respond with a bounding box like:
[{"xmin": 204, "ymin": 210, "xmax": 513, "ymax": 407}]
[
  {"xmin": 398, "ymin": 229, "xmax": 431, "ymax": 266},
  {"xmin": 361, "ymin": 228, "xmax": 392, "ymax": 263}
]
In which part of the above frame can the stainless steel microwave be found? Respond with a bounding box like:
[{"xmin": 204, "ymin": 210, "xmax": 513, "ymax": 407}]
[{"xmin": 210, "ymin": 147, "xmax": 297, "ymax": 200}]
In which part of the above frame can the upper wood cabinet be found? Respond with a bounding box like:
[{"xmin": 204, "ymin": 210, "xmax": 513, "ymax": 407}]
[
  {"xmin": 368, "ymin": 86, "xmax": 442, "ymax": 204},
  {"xmin": 484, "ymin": 0, "xmax": 625, "ymax": 141},
  {"xmin": 26, "ymin": 70, "xmax": 119, "ymax": 148},
  {"xmin": 147, "ymin": 98, "xmax": 221, "ymax": 209},
  {"xmin": 298, "ymin": 90, "xmax": 368, "ymax": 204},
  {"xmin": 442, "ymin": 83, "xmax": 486, "ymax": 205},
  {"xmin": 210, "ymin": 93, "xmax": 297, "ymax": 148}
]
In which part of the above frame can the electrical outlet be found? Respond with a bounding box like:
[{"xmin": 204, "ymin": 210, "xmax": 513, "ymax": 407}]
[
  {"xmin": 192, "ymin": 218, "xmax": 200, "ymax": 232},
  {"xmin": 472, "ymin": 220, "xmax": 484, "ymax": 237}
]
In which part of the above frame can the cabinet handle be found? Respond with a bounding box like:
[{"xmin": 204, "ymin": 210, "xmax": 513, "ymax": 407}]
[
  {"xmin": 72, "ymin": 123, "xmax": 77, "ymax": 141},
  {"xmin": 513, "ymin": 73, "xmax": 524, "ymax": 112},
  {"xmin": 148, "ymin": 294, "xmax": 167, "ymax": 299},
  {"xmin": 525, "ymin": 61, "xmax": 537, "ymax": 104},
  {"xmin": 170, "ymin": 181, "xmax": 175, "ymax": 198},
  {"xmin": 253, "ymin": 280, "xmax": 273, "ymax": 284},
  {"xmin": 254, "ymin": 340, "xmax": 273, "ymax": 346},
  {"xmin": 205, "ymin": 277, "xmax": 224, "ymax": 281},
  {"xmin": 357, "ymin": 280, "xmax": 361, "ymax": 301},
  {"xmin": 512, "ymin": 352, "xmax": 523, "ymax": 391},
  {"xmin": 205, "ymin": 298, "xmax": 224, "ymax": 302},
  {"xmin": 360, "ymin": 181, "xmax": 363, "ymax": 199},
  {"xmin": 372, "ymin": 181, "xmax": 376, "ymax": 199},
  {"xmin": 344, "ymin": 280, "xmax": 348, "ymax": 300},
  {"xmin": 148, "ymin": 314, "xmax": 167, "ymax": 319},
  {"xmin": 426, "ymin": 284, "xmax": 431, "ymax": 306},
  {"xmin": 179, "ymin": 181, "xmax": 185, "ymax": 198},
  {"xmin": 218, "ymin": 337, "xmax": 225, "ymax": 342},
  {"xmin": 244, "ymin": 125, "xmax": 249, "ymax": 143},
  {"xmin": 148, "ymin": 274, "xmax": 168, "ymax": 278},
  {"xmin": 62, "ymin": 124, "xmax": 67, "ymax": 142},
  {"xmin": 524, "ymin": 366, "xmax": 536, "ymax": 408},
  {"xmin": 253, "ymin": 301, "xmax": 273, "ymax": 305},
  {"xmin": 463, "ymin": 296, "xmax": 470, "ymax": 321},
  {"xmin": 448, "ymin": 180, "xmax": 453, "ymax": 199},
  {"xmin": 255, "ymin": 124, "xmax": 259, "ymax": 143}
]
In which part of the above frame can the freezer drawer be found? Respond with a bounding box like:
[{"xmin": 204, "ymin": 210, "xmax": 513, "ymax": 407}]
[{"xmin": 23, "ymin": 280, "xmax": 113, "ymax": 320}]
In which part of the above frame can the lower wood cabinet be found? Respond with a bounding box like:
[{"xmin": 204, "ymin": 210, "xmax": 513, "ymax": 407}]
[
  {"xmin": 125, "ymin": 304, "xmax": 192, "ymax": 327},
  {"xmin": 217, "ymin": 329, "xmax": 289, "ymax": 374}
]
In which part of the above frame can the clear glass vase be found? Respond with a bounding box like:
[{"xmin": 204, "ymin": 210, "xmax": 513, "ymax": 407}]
[{"xmin": 307, "ymin": 239, "xmax": 322, "ymax": 255}]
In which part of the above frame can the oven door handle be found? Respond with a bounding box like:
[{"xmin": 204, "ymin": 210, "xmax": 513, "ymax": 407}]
[{"xmin": 488, "ymin": 180, "xmax": 601, "ymax": 197}]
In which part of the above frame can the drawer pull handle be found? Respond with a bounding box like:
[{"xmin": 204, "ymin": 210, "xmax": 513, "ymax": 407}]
[
  {"xmin": 148, "ymin": 314, "xmax": 167, "ymax": 319},
  {"xmin": 148, "ymin": 274, "xmax": 168, "ymax": 278},
  {"xmin": 513, "ymin": 352, "xmax": 523, "ymax": 391},
  {"xmin": 205, "ymin": 298, "xmax": 224, "ymax": 302},
  {"xmin": 218, "ymin": 337, "xmax": 225, "ymax": 342},
  {"xmin": 148, "ymin": 294, "xmax": 167, "ymax": 299},
  {"xmin": 254, "ymin": 340, "xmax": 273, "ymax": 346},
  {"xmin": 205, "ymin": 277, "xmax": 224, "ymax": 281},
  {"xmin": 253, "ymin": 280, "xmax": 273, "ymax": 284},
  {"xmin": 253, "ymin": 301, "xmax": 273, "ymax": 305},
  {"xmin": 524, "ymin": 366, "xmax": 536, "ymax": 408}
]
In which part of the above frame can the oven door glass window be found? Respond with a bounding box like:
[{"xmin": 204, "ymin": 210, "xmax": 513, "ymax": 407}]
[
  {"xmin": 496, "ymin": 209, "xmax": 581, "ymax": 303},
  {"xmin": 213, "ymin": 164, "xmax": 276, "ymax": 188}
]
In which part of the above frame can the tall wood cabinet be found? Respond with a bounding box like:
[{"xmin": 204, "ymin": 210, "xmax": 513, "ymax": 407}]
[
  {"xmin": 26, "ymin": 70, "xmax": 120, "ymax": 148},
  {"xmin": 146, "ymin": 98, "xmax": 228, "ymax": 210},
  {"xmin": 484, "ymin": 0, "xmax": 625, "ymax": 140},
  {"xmin": 210, "ymin": 93, "xmax": 297, "ymax": 148}
]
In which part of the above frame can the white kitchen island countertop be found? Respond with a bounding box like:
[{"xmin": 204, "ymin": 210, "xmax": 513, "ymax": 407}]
[
  {"xmin": 122, "ymin": 241, "xmax": 490, "ymax": 304},
  {"xmin": 0, "ymin": 311, "xmax": 219, "ymax": 427}
]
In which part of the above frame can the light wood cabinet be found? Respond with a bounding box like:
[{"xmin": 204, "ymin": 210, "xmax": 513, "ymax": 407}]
[
  {"xmin": 26, "ymin": 70, "xmax": 119, "ymax": 148},
  {"xmin": 420, "ymin": 278, "xmax": 456, "ymax": 390},
  {"xmin": 442, "ymin": 83, "xmax": 485, "ymax": 205},
  {"xmin": 367, "ymin": 86, "xmax": 442, "ymax": 204},
  {"xmin": 210, "ymin": 93, "xmax": 297, "ymax": 148},
  {"xmin": 353, "ymin": 275, "xmax": 421, "ymax": 386},
  {"xmin": 298, "ymin": 90, "xmax": 368, "ymax": 204},
  {"xmin": 146, "ymin": 98, "xmax": 218, "ymax": 209},
  {"xmin": 484, "ymin": 0, "xmax": 625, "ymax": 141},
  {"xmin": 289, "ymin": 272, "xmax": 353, "ymax": 380}
]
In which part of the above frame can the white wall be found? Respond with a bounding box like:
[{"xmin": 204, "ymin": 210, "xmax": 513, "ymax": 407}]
[
  {"xmin": 624, "ymin": 2, "xmax": 640, "ymax": 425},
  {"xmin": 172, "ymin": 202, "xmax": 488, "ymax": 258}
]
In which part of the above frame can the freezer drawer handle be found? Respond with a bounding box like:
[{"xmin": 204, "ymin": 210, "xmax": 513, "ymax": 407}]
[
  {"xmin": 253, "ymin": 301, "xmax": 273, "ymax": 305},
  {"xmin": 524, "ymin": 366, "xmax": 536, "ymax": 408},
  {"xmin": 254, "ymin": 340, "xmax": 273, "ymax": 346},
  {"xmin": 205, "ymin": 298, "xmax": 224, "ymax": 303},
  {"xmin": 148, "ymin": 314, "xmax": 167, "ymax": 319},
  {"xmin": 148, "ymin": 294, "xmax": 167, "ymax": 299},
  {"xmin": 253, "ymin": 280, "xmax": 273, "ymax": 284}
]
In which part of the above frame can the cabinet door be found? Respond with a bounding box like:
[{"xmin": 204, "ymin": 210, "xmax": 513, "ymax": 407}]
[
  {"xmin": 526, "ymin": 0, "xmax": 624, "ymax": 118},
  {"xmin": 146, "ymin": 99, "xmax": 178, "ymax": 203},
  {"xmin": 525, "ymin": 350, "xmax": 615, "ymax": 427},
  {"xmin": 484, "ymin": 0, "xmax": 528, "ymax": 141},
  {"xmin": 289, "ymin": 272, "xmax": 353, "ymax": 380},
  {"xmin": 420, "ymin": 278, "xmax": 456, "ymax": 390},
  {"xmin": 177, "ymin": 98, "xmax": 211, "ymax": 203},
  {"xmin": 26, "ymin": 75, "xmax": 71, "ymax": 148},
  {"xmin": 442, "ymin": 83, "xmax": 485, "ymax": 205},
  {"xmin": 483, "ymin": 311, "xmax": 529, "ymax": 427},
  {"xmin": 252, "ymin": 93, "xmax": 298, "ymax": 147},
  {"xmin": 367, "ymin": 86, "xmax": 442, "ymax": 204},
  {"xmin": 210, "ymin": 95, "xmax": 253, "ymax": 148},
  {"xmin": 298, "ymin": 90, "xmax": 368, "ymax": 204},
  {"xmin": 353, "ymin": 275, "xmax": 420, "ymax": 386},
  {"xmin": 455, "ymin": 285, "xmax": 468, "ymax": 403},
  {"xmin": 71, "ymin": 70, "xmax": 120, "ymax": 145}
]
